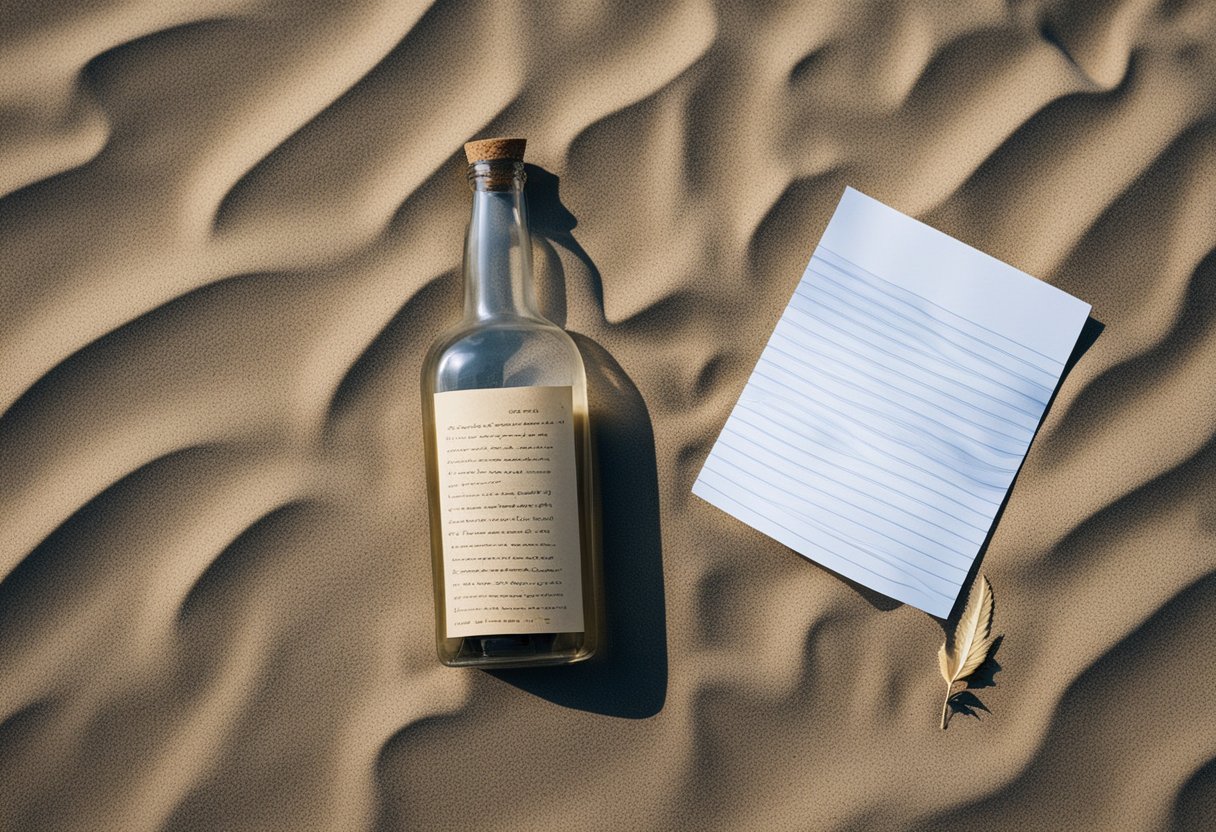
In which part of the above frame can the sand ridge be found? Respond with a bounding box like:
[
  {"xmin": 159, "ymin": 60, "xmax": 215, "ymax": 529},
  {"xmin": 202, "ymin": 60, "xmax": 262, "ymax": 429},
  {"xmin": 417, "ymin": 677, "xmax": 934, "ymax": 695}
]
[{"xmin": 1, "ymin": 1, "xmax": 1215, "ymax": 830}]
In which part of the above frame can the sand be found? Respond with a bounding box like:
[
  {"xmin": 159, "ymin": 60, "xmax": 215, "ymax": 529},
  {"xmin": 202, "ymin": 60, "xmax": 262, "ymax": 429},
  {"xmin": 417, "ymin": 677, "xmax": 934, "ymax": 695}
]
[{"xmin": 1, "ymin": 1, "xmax": 1215, "ymax": 830}]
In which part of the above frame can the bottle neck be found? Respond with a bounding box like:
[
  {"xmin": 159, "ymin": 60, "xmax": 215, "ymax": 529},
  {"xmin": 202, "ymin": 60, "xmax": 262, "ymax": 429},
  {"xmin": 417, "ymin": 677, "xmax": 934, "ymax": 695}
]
[{"xmin": 463, "ymin": 160, "xmax": 540, "ymax": 321}]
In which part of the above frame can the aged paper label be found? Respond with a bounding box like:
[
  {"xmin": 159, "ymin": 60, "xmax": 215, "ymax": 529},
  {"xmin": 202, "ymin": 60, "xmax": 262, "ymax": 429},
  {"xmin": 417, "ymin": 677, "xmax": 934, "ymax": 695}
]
[{"xmin": 433, "ymin": 386, "xmax": 585, "ymax": 638}]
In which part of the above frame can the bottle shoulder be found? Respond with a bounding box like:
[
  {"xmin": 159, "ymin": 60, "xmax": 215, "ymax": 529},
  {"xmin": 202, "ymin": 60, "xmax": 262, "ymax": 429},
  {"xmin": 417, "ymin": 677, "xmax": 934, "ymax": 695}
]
[
  {"xmin": 421, "ymin": 316, "xmax": 585, "ymax": 393},
  {"xmin": 425, "ymin": 315, "xmax": 572, "ymax": 357}
]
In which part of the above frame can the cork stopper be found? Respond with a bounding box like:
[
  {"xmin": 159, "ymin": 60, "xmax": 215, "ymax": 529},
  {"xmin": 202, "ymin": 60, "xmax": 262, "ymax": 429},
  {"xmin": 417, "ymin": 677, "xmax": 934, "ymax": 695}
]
[{"xmin": 464, "ymin": 137, "xmax": 526, "ymax": 164}]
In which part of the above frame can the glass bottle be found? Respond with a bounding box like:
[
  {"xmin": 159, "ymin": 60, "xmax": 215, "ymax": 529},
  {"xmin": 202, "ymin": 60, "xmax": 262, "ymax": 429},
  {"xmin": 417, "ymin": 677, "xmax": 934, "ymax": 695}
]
[{"xmin": 420, "ymin": 137, "xmax": 602, "ymax": 668}]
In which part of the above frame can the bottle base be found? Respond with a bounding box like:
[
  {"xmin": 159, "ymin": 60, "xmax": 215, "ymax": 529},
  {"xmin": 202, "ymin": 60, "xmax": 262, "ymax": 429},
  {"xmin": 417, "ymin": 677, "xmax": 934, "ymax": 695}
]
[{"xmin": 438, "ymin": 633, "xmax": 596, "ymax": 669}]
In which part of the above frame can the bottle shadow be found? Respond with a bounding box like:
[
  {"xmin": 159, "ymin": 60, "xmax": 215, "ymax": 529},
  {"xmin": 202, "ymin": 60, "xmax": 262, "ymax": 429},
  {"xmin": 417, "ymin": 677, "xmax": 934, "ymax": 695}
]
[
  {"xmin": 522, "ymin": 163, "xmax": 604, "ymax": 325},
  {"xmin": 487, "ymin": 166, "xmax": 667, "ymax": 719}
]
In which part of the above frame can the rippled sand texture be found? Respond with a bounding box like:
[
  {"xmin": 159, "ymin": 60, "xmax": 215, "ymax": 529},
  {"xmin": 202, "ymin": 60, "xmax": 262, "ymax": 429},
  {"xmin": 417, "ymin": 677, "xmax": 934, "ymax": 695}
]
[{"xmin": 2, "ymin": 1, "xmax": 1215, "ymax": 829}]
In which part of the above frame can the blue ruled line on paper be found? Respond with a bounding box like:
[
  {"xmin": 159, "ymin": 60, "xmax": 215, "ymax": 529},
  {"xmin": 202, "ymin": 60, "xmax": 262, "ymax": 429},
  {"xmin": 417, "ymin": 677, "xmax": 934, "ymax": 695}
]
[{"xmin": 692, "ymin": 187, "xmax": 1091, "ymax": 618}]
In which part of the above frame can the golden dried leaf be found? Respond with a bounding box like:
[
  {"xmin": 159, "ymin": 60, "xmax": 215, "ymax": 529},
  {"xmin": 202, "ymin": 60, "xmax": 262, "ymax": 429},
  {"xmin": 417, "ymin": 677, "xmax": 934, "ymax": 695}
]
[{"xmin": 939, "ymin": 576, "xmax": 996, "ymax": 729}]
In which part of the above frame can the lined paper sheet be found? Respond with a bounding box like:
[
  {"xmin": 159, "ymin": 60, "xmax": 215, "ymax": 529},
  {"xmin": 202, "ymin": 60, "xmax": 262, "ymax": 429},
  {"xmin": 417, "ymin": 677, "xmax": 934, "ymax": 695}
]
[{"xmin": 693, "ymin": 187, "xmax": 1091, "ymax": 617}]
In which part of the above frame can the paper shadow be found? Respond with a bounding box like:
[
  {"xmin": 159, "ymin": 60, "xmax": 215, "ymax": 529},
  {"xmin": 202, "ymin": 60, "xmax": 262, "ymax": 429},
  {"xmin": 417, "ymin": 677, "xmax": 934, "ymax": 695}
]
[
  {"xmin": 488, "ymin": 167, "xmax": 667, "ymax": 718},
  {"xmin": 943, "ymin": 314, "xmax": 1105, "ymax": 625},
  {"xmin": 806, "ymin": 561, "xmax": 904, "ymax": 612},
  {"xmin": 792, "ymin": 316, "xmax": 1104, "ymax": 616}
]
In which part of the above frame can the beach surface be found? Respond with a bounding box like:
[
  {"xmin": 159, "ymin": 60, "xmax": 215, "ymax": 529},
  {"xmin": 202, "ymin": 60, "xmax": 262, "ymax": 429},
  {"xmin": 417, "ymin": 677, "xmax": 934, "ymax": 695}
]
[{"xmin": 2, "ymin": 1, "xmax": 1215, "ymax": 830}]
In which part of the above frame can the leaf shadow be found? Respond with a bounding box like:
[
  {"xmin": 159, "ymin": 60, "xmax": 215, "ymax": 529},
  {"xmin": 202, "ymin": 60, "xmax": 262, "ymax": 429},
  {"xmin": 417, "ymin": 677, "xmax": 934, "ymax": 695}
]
[
  {"xmin": 944, "ymin": 634, "xmax": 1004, "ymax": 726},
  {"xmin": 947, "ymin": 691, "xmax": 991, "ymax": 721},
  {"xmin": 964, "ymin": 634, "xmax": 1004, "ymax": 690}
]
